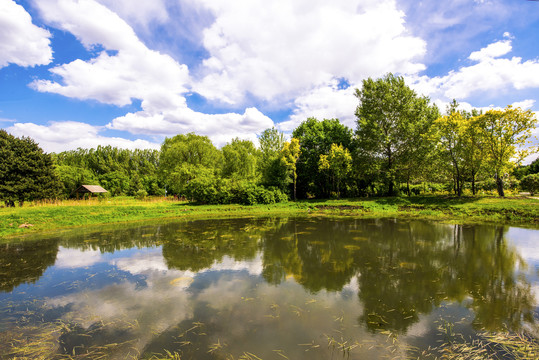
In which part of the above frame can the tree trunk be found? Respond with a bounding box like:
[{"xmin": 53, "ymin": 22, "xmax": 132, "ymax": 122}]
[
  {"xmin": 496, "ymin": 176, "xmax": 505, "ymax": 197},
  {"xmin": 455, "ymin": 166, "xmax": 462, "ymax": 197},
  {"xmin": 293, "ymin": 171, "xmax": 297, "ymax": 201},
  {"xmin": 471, "ymin": 172, "xmax": 476, "ymax": 196},
  {"xmin": 387, "ymin": 147, "xmax": 394, "ymax": 196}
]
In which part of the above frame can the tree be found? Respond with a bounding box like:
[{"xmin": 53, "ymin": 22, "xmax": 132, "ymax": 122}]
[
  {"xmin": 318, "ymin": 143, "xmax": 352, "ymax": 197},
  {"xmin": 355, "ymin": 74, "xmax": 439, "ymax": 196},
  {"xmin": 292, "ymin": 118, "xmax": 353, "ymax": 198},
  {"xmin": 0, "ymin": 130, "xmax": 61, "ymax": 206},
  {"xmin": 462, "ymin": 110, "xmax": 484, "ymax": 195},
  {"xmin": 221, "ymin": 138, "xmax": 259, "ymax": 180},
  {"xmin": 520, "ymin": 174, "xmax": 539, "ymax": 196},
  {"xmin": 55, "ymin": 164, "xmax": 99, "ymax": 197},
  {"xmin": 258, "ymin": 128, "xmax": 289, "ymax": 191},
  {"xmin": 159, "ymin": 133, "xmax": 222, "ymax": 195},
  {"xmin": 281, "ymin": 138, "xmax": 301, "ymax": 200},
  {"xmin": 432, "ymin": 111, "xmax": 468, "ymax": 196},
  {"xmin": 477, "ymin": 106, "xmax": 537, "ymax": 197}
]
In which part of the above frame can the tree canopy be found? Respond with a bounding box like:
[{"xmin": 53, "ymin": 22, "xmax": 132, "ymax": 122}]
[
  {"xmin": 292, "ymin": 118, "xmax": 353, "ymax": 198},
  {"xmin": 2, "ymin": 75, "xmax": 537, "ymax": 205},
  {"xmin": 0, "ymin": 130, "xmax": 61, "ymax": 206},
  {"xmin": 355, "ymin": 73, "xmax": 440, "ymax": 195}
]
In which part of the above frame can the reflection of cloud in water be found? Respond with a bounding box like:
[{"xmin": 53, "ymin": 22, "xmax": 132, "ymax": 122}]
[
  {"xmin": 44, "ymin": 251, "xmax": 264, "ymax": 356},
  {"xmin": 47, "ymin": 270, "xmax": 193, "ymax": 357},
  {"xmin": 208, "ymin": 255, "xmax": 263, "ymax": 275},
  {"xmin": 55, "ymin": 247, "xmax": 103, "ymax": 268},
  {"xmin": 342, "ymin": 275, "xmax": 359, "ymax": 294},
  {"xmin": 507, "ymin": 228, "xmax": 539, "ymax": 264},
  {"xmin": 112, "ymin": 251, "xmax": 263, "ymax": 278},
  {"xmin": 111, "ymin": 250, "xmax": 170, "ymax": 274}
]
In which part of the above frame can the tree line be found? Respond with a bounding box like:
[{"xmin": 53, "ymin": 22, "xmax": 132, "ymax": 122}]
[{"xmin": 1, "ymin": 74, "xmax": 537, "ymax": 206}]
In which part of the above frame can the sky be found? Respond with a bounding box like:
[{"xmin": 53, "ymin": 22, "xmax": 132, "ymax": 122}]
[{"xmin": 1, "ymin": 0, "xmax": 539, "ymax": 159}]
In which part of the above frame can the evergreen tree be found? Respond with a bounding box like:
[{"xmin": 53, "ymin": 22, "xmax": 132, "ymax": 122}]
[{"xmin": 0, "ymin": 130, "xmax": 61, "ymax": 206}]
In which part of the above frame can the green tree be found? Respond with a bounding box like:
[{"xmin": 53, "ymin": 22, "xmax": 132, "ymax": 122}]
[
  {"xmin": 292, "ymin": 118, "xmax": 353, "ymax": 198},
  {"xmin": 520, "ymin": 173, "xmax": 539, "ymax": 195},
  {"xmin": 281, "ymin": 138, "xmax": 301, "ymax": 200},
  {"xmin": 355, "ymin": 73, "xmax": 439, "ymax": 196},
  {"xmin": 318, "ymin": 143, "xmax": 352, "ymax": 197},
  {"xmin": 258, "ymin": 128, "xmax": 288, "ymax": 190},
  {"xmin": 432, "ymin": 111, "xmax": 468, "ymax": 196},
  {"xmin": 0, "ymin": 130, "xmax": 61, "ymax": 206},
  {"xmin": 159, "ymin": 133, "xmax": 222, "ymax": 195},
  {"xmin": 221, "ymin": 138, "xmax": 259, "ymax": 180},
  {"xmin": 55, "ymin": 164, "xmax": 99, "ymax": 197},
  {"xmin": 53, "ymin": 146, "xmax": 162, "ymax": 197},
  {"xmin": 477, "ymin": 106, "xmax": 537, "ymax": 197}
]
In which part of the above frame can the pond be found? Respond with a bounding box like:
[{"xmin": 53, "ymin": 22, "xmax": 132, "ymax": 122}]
[{"xmin": 0, "ymin": 217, "xmax": 538, "ymax": 359}]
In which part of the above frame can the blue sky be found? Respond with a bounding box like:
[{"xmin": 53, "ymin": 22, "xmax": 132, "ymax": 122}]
[{"xmin": 1, "ymin": 0, "xmax": 538, "ymax": 158}]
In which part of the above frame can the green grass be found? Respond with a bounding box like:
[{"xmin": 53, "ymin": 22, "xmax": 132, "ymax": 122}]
[{"xmin": 1, "ymin": 195, "xmax": 538, "ymax": 239}]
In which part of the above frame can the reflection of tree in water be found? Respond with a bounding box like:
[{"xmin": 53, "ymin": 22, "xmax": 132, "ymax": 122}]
[
  {"xmin": 455, "ymin": 225, "xmax": 535, "ymax": 331},
  {"xmin": 162, "ymin": 218, "xmax": 288, "ymax": 272},
  {"xmin": 256, "ymin": 218, "xmax": 535, "ymax": 333},
  {"xmin": 355, "ymin": 221, "xmax": 534, "ymax": 333},
  {"xmin": 58, "ymin": 222, "xmax": 173, "ymax": 253},
  {"xmin": 0, "ymin": 238, "xmax": 59, "ymax": 292},
  {"xmin": 260, "ymin": 218, "xmax": 359, "ymax": 292},
  {"xmin": 1, "ymin": 217, "xmax": 534, "ymax": 337},
  {"xmin": 354, "ymin": 220, "xmax": 453, "ymax": 332}
]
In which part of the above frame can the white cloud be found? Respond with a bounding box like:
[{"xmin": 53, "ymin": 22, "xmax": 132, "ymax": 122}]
[
  {"xmin": 278, "ymin": 80, "xmax": 358, "ymax": 132},
  {"xmin": 192, "ymin": 0, "xmax": 426, "ymax": 105},
  {"xmin": 31, "ymin": 0, "xmax": 189, "ymax": 109},
  {"xmin": 30, "ymin": 0, "xmax": 276, "ymax": 145},
  {"xmin": 7, "ymin": 121, "xmax": 160, "ymax": 153},
  {"xmin": 108, "ymin": 106, "xmax": 274, "ymax": 147},
  {"xmin": 95, "ymin": 0, "xmax": 168, "ymax": 30},
  {"xmin": 31, "ymin": 49, "xmax": 189, "ymax": 107},
  {"xmin": 468, "ymin": 39, "xmax": 511, "ymax": 61},
  {"xmin": 408, "ymin": 38, "xmax": 539, "ymax": 101},
  {"xmin": 0, "ymin": 0, "xmax": 52, "ymax": 68},
  {"xmin": 35, "ymin": 0, "xmax": 140, "ymax": 51},
  {"xmin": 511, "ymin": 99, "xmax": 535, "ymax": 110}
]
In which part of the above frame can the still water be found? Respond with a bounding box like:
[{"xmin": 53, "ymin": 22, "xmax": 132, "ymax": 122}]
[{"xmin": 0, "ymin": 217, "xmax": 538, "ymax": 359}]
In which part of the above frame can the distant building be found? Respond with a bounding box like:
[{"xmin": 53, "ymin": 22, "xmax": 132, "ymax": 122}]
[{"xmin": 74, "ymin": 185, "xmax": 108, "ymax": 198}]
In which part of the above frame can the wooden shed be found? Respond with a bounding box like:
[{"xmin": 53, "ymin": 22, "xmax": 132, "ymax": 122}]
[{"xmin": 74, "ymin": 185, "xmax": 108, "ymax": 197}]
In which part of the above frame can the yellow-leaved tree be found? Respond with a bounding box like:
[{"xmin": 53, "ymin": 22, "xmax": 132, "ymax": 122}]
[
  {"xmin": 281, "ymin": 138, "xmax": 301, "ymax": 200},
  {"xmin": 318, "ymin": 143, "xmax": 352, "ymax": 198},
  {"xmin": 478, "ymin": 106, "xmax": 537, "ymax": 197}
]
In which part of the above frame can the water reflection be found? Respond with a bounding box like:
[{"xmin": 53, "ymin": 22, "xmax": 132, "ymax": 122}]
[{"xmin": 0, "ymin": 218, "xmax": 537, "ymax": 359}]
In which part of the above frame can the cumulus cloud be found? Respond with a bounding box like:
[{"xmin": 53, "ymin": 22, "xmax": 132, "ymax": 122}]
[
  {"xmin": 95, "ymin": 0, "xmax": 169, "ymax": 30},
  {"xmin": 30, "ymin": 0, "xmax": 189, "ymax": 107},
  {"xmin": 0, "ymin": 0, "xmax": 52, "ymax": 68},
  {"xmin": 192, "ymin": 0, "xmax": 426, "ymax": 105},
  {"xmin": 408, "ymin": 37, "xmax": 539, "ymax": 101},
  {"xmin": 468, "ymin": 39, "xmax": 511, "ymax": 61},
  {"xmin": 29, "ymin": 0, "xmax": 277, "ymax": 145},
  {"xmin": 108, "ymin": 106, "xmax": 274, "ymax": 147},
  {"xmin": 7, "ymin": 121, "xmax": 160, "ymax": 153},
  {"xmin": 278, "ymin": 80, "xmax": 358, "ymax": 132}
]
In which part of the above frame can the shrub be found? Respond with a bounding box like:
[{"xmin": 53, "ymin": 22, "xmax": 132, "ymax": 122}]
[
  {"xmin": 184, "ymin": 177, "xmax": 288, "ymax": 205},
  {"xmin": 520, "ymin": 174, "xmax": 539, "ymax": 195},
  {"xmin": 135, "ymin": 189, "xmax": 148, "ymax": 200}
]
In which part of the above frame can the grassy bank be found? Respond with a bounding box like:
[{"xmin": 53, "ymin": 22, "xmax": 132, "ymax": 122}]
[{"xmin": 1, "ymin": 195, "xmax": 538, "ymax": 238}]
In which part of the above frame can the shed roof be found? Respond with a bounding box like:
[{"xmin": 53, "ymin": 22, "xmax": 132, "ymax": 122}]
[{"xmin": 75, "ymin": 185, "xmax": 108, "ymax": 193}]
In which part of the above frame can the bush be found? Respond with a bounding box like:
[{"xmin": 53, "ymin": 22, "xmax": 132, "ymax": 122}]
[
  {"xmin": 135, "ymin": 189, "xmax": 148, "ymax": 200},
  {"xmin": 520, "ymin": 174, "xmax": 539, "ymax": 195},
  {"xmin": 184, "ymin": 177, "xmax": 288, "ymax": 205}
]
